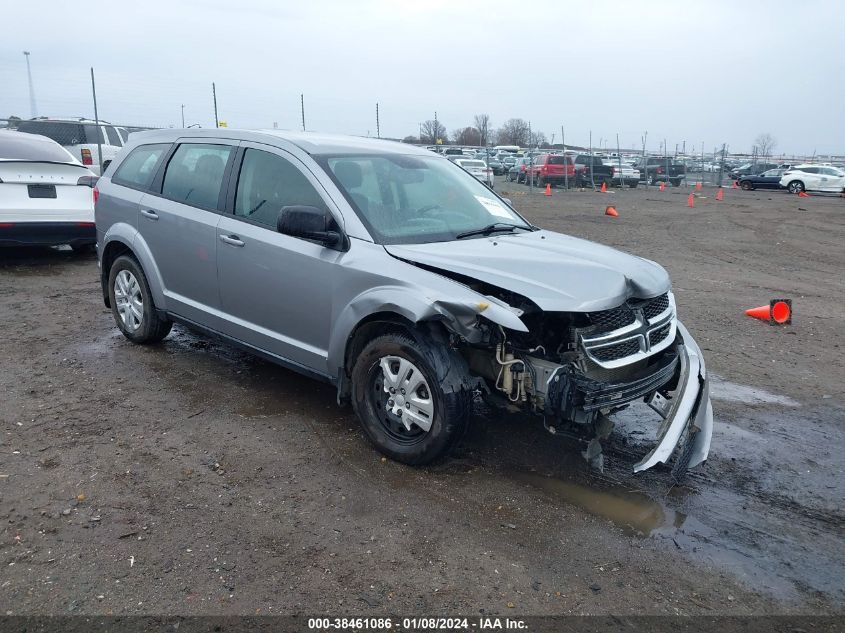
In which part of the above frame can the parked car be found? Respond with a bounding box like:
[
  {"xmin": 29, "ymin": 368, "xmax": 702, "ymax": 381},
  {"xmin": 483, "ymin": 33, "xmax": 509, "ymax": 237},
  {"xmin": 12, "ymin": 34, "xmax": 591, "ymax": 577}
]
[
  {"xmin": 0, "ymin": 130, "xmax": 97, "ymax": 250},
  {"xmin": 16, "ymin": 117, "xmax": 129, "ymax": 175},
  {"xmin": 480, "ymin": 156, "xmax": 505, "ymax": 175},
  {"xmin": 601, "ymin": 159, "xmax": 641, "ymax": 188},
  {"xmin": 729, "ymin": 162, "xmax": 778, "ymax": 180},
  {"xmin": 779, "ymin": 165, "xmax": 845, "ymax": 193},
  {"xmin": 96, "ymin": 129, "xmax": 712, "ymax": 475},
  {"xmin": 737, "ymin": 168, "xmax": 787, "ymax": 190},
  {"xmin": 525, "ymin": 153, "xmax": 575, "ymax": 187},
  {"xmin": 634, "ymin": 157, "xmax": 686, "ymax": 186},
  {"xmin": 507, "ymin": 157, "xmax": 531, "ymax": 183},
  {"xmin": 501, "ymin": 156, "xmax": 517, "ymax": 171},
  {"xmin": 573, "ymin": 154, "xmax": 613, "ymax": 187},
  {"xmin": 455, "ymin": 158, "xmax": 495, "ymax": 188}
]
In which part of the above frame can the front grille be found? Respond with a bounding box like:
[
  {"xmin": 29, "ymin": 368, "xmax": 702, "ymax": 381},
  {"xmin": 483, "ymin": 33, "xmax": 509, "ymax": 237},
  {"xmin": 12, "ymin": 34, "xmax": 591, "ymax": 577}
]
[
  {"xmin": 642, "ymin": 293, "xmax": 670, "ymax": 322},
  {"xmin": 649, "ymin": 322, "xmax": 672, "ymax": 347},
  {"xmin": 588, "ymin": 305, "xmax": 635, "ymax": 333},
  {"xmin": 591, "ymin": 339, "xmax": 641, "ymax": 362}
]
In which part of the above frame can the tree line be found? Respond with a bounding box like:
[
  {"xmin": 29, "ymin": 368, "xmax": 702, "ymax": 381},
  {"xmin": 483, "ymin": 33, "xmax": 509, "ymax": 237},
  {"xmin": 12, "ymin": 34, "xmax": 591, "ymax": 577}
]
[{"xmin": 406, "ymin": 114, "xmax": 547, "ymax": 147}]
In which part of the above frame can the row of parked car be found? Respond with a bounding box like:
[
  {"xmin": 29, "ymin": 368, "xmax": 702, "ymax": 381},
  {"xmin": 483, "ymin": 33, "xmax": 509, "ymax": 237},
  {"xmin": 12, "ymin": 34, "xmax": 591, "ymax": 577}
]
[
  {"xmin": 735, "ymin": 164, "xmax": 845, "ymax": 193},
  {"xmin": 444, "ymin": 147, "xmax": 690, "ymax": 189}
]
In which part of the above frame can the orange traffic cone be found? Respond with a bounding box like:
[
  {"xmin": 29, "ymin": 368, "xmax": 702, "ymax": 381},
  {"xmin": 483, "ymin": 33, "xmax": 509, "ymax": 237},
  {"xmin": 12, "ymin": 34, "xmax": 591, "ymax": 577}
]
[
  {"xmin": 600, "ymin": 181, "xmax": 607, "ymax": 193},
  {"xmin": 695, "ymin": 181, "xmax": 702, "ymax": 191},
  {"xmin": 659, "ymin": 182, "xmax": 666, "ymax": 192},
  {"xmin": 731, "ymin": 181, "xmax": 738, "ymax": 189},
  {"xmin": 716, "ymin": 188, "xmax": 724, "ymax": 201},
  {"xmin": 798, "ymin": 191, "xmax": 810, "ymax": 198},
  {"xmin": 544, "ymin": 183, "xmax": 552, "ymax": 197},
  {"xmin": 687, "ymin": 193, "xmax": 695, "ymax": 208},
  {"xmin": 745, "ymin": 299, "xmax": 792, "ymax": 325},
  {"xmin": 605, "ymin": 205, "xmax": 618, "ymax": 217}
]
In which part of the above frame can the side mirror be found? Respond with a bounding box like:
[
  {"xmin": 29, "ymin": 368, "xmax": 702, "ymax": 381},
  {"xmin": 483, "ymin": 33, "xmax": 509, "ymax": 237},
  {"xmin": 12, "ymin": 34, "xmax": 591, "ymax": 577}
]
[
  {"xmin": 101, "ymin": 159, "xmax": 112, "ymax": 172},
  {"xmin": 277, "ymin": 205, "xmax": 343, "ymax": 249}
]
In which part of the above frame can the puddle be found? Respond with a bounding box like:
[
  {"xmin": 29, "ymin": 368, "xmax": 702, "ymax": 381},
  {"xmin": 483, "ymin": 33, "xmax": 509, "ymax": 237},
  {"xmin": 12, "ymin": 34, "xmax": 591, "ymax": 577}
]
[
  {"xmin": 514, "ymin": 472, "xmax": 683, "ymax": 537},
  {"xmin": 710, "ymin": 375, "xmax": 800, "ymax": 407}
]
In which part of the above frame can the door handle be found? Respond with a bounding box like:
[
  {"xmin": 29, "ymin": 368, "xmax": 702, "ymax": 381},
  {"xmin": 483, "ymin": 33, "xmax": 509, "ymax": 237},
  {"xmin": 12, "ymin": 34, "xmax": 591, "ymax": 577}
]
[
  {"xmin": 140, "ymin": 209, "xmax": 159, "ymax": 220},
  {"xmin": 219, "ymin": 234, "xmax": 245, "ymax": 247}
]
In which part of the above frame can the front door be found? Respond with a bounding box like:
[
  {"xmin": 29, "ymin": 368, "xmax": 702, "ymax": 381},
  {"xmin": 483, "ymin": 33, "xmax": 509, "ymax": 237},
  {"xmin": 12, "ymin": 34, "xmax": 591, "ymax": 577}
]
[{"xmin": 216, "ymin": 145, "xmax": 343, "ymax": 374}]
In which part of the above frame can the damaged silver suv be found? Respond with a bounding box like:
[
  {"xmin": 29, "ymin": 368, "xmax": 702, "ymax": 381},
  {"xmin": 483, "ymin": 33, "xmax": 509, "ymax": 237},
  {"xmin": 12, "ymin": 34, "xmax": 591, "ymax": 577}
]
[{"xmin": 95, "ymin": 130, "xmax": 712, "ymax": 476}]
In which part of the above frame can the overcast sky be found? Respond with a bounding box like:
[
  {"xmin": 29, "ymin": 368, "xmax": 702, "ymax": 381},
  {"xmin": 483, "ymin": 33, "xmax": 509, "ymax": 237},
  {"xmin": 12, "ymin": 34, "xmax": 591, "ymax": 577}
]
[{"xmin": 2, "ymin": 0, "xmax": 843, "ymax": 156}]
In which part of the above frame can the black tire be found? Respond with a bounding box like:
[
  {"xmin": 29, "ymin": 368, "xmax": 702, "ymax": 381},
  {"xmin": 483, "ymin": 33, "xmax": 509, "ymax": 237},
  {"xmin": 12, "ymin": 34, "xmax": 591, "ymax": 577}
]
[
  {"xmin": 350, "ymin": 331, "xmax": 472, "ymax": 465},
  {"xmin": 107, "ymin": 254, "xmax": 172, "ymax": 344},
  {"xmin": 628, "ymin": 181, "xmax": 638, "ymax": 189},
  {"xmin": 740, "ymin": 180, "xmax": 754, "ymax": 191},
  {"xmin": 670, "ymin": 178, "xmax": 682, "ymax": 187},
  {"xmin": 787, "ymin": 180, "xmax": 804, "ymax": 194}
]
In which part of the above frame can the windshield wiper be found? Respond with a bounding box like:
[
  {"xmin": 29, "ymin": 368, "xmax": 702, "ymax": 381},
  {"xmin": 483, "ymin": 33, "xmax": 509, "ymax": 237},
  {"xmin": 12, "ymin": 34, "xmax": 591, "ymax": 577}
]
[{"xmin": 455, "ymin": 223, "xmax": 531, "ymax": 240}]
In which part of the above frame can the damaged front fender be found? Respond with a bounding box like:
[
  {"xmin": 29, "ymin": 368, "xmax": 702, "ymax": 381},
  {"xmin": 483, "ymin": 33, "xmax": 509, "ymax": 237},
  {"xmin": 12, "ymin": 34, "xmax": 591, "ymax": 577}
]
[
  {"xmin": 633, "ymin": 321, "xmax": 713, "ymax": 473},
  {"xmin": 326, "ymin": 285, "xmax": 527, "ymax": 379}
]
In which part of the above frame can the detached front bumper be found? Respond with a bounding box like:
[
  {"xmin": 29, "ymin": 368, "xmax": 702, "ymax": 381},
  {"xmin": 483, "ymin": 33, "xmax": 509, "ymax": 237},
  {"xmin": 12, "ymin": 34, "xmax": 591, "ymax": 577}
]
[{"xmin": 633, "ymin": 321, "xmax": 713, "ymax": 473}]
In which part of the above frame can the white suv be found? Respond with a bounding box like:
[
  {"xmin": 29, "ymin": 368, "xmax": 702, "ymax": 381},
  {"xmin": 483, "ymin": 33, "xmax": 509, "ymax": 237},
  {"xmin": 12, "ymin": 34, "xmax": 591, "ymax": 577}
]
[
  {"xmin": 16, "ymin": 118, "xmax": 129, "ymax": 175},
  {"xmin": 779, "ymin": 164, "xmax": 845, "ymax": 193}
]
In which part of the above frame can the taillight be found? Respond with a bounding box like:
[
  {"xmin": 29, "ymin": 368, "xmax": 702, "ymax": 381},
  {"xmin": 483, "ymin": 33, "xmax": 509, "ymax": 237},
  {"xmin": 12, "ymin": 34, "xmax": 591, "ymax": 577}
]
[
  {"xmin": 81, "ymin": 148, "xmax": 93, "ymax": 165},
  {"xmin": 656, "ymin": 166, "xmax": 664, "ymax": 174},
  {"xmin": 77, "ymin": 175, "xmax": 98, "ymax": 187},
  {"xmin": 93, "ymin": 186, "xmax": 100, "ymax": 204},
  {"xmin": 0, "ymin": 222, "xmax": 14, "ymax": 227}
]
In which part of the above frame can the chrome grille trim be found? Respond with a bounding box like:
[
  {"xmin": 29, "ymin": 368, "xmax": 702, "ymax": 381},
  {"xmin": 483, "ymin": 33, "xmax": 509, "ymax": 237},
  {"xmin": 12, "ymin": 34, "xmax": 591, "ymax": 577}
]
[{"xmin": 579, "ymin": 292, "xmax": 677, "ymax": 369}]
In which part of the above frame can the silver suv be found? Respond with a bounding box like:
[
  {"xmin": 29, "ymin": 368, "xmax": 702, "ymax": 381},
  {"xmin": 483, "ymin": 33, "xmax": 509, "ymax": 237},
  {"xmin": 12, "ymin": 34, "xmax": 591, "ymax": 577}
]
[{"xmin": 95, "ymin": 129, "xmax": 712, "ymax": 475}]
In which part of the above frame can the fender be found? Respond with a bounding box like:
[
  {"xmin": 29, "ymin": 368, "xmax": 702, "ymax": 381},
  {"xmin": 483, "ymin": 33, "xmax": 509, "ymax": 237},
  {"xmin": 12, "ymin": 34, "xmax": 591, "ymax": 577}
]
[
  {"xmin": 102, "ymin": 222, "xmax": 167, "ymax": 310},
  {"xmin": 326, "ymin": 284, "xmax": 527, "ymax": 379}
]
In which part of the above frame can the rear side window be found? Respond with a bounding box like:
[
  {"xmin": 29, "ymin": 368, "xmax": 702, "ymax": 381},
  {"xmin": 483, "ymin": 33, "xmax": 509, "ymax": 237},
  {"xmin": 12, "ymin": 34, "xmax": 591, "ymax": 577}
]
[
  {"xmin": 113, "ymin": 143, "xmax": 169, "ymax": 190},
  {"xmin": 85, "ymin": 125, "xmax": 105, "ymax": 145},
  {"xmin": 162, "ymin": 143, "xmax": 233, "ymax": 210},
  {"xmin": 16, "ymin": 121, "xmax": 86, "ymax": 146},
  {"xmin": 105, "ymin": 126, "xmax": 121, "ymax": 146},
  {"xmin": 235, "ymin": 148, "xmax": 326, "ymax": 228}
]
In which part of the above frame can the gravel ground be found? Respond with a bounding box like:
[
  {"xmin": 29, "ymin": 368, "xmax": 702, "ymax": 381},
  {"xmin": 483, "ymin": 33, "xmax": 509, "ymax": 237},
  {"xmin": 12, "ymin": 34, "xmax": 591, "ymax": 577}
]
[{"xmin": 0, "ymin": 181, "xmax": 842, "ymax": 617}]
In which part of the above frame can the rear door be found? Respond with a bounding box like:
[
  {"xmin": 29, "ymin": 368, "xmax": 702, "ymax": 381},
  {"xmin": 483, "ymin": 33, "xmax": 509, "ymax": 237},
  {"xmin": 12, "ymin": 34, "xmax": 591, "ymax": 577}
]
[
  {"xmin": 216, "ymin": 144, "xmax": 342, "ymax": 372},
  {"xmin": 139, "ymin": 139, "xmax": 236, "ymax": 328}
]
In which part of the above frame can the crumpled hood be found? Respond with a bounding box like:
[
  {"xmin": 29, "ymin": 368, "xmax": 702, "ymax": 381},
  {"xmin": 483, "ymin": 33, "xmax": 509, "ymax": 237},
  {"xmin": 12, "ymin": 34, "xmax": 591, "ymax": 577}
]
[{"xmin": 385, "ymin": 230, "xmax": 670, "ymax": 312}]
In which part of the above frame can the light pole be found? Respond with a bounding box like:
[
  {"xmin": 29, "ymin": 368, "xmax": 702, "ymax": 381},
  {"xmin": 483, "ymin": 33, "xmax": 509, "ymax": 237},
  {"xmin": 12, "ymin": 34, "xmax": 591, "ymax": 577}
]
[
  {"xmin": 23, "ymin": 51, "xmax": 37, "ymax": 118},
  {"xmin": 181, "ymin": 104, "xmax": 185, "ymax": 128}
]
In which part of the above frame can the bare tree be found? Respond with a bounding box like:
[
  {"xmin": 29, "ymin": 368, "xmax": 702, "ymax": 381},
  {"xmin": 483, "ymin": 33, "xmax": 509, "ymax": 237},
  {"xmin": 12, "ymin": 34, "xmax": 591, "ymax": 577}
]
[
  {"xmin": 420, "ymin": 119, "xmax": 447, "ymax": 145},
  {"xmin": 495, "ymin": 118, "xmax": 530, "ymax": 146},
  {"xmin": 473, "ymin": 114, "xmax": 491, "ymax": 146},
  {"xmin": 402, "ymin": 135, "xmax": 419, "ymax": 144},
  {"xmin": 453, "ymin": 127, "xmax": 481, "ymax": 146},
  {"xmin": 755, "ymin": 133, "xmax": 776, "ymax": 159},
  {"xmin": 529, "ymin": 130, "xmax": 548, "ymax": 148}
]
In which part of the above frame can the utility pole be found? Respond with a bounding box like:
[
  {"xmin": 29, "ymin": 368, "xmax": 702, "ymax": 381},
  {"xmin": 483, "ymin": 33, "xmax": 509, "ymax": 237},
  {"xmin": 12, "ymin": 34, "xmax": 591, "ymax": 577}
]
[
  {"xmin": 617, "ymin": 133, "xmax": 622, "ymax": 186},
  {"xmin": 642, "ymin": 131, "xmax": 648, "ymax": 189},
  {"xmin": 181, "ymin": 104, "xmax": 185, "ymax": 128},
  {"xmin": 375, "ymin": 102, "xmax": 380, "ymax": 139},
  {"xmin": 561, "ymin": 125, "xmax": 568, "ymax": 190},
  {"xmin": 300, "ymin": 94, "xmax": 306, "ymax": 131},
  {"xmin": 212, "ymin": 83, "xmax": 219, "ymax": 129},
  {"xmin": 23, "ymin": 51, "xmax": 37, "ymax": 117},
  {"xmin": 589, "ymin": 130, "xmax": 596, "ymax": 190},
  {"xmin": 434, "ymin": 111, "xmax": 438, "ymax": 144},
  {"xmin": 90, "ymin": 68, "xmax": 103, "ymax": 174}
]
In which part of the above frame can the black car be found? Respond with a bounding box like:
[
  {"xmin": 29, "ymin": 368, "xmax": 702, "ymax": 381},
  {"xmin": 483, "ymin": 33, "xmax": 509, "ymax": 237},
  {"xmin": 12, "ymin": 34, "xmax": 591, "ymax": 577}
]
[
  {"xmin": 738, "ymin": 168, "xmax": 786, "ymax": 190},
  {"xmin": 729, "ymin": 162, "xmax": 778, "ymax": 180},
  {"xmin": 507, "ymin": 157, "xmax": 531, "ymax": 183}
]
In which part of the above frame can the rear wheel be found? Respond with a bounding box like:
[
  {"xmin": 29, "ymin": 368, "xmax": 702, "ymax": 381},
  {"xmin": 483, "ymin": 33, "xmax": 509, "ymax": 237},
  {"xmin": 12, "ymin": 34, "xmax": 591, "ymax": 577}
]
[
  {"xmin": 787, "ymin": 180, "xmax": 805, "ymax": 193},
  {"xmin": 350, "ymin": 332, "xmax": 472, "ymax": 465},
  {"xmin": 108, "ymin": 254, "xmax": 172, "ymax": 344},
  {"xmin": 740, "ymin": 180, "xmax": 754, "ymax": 191}
]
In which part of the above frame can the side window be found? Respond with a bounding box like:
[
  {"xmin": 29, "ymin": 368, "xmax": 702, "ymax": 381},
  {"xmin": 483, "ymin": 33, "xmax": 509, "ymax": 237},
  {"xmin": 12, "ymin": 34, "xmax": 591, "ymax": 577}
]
[
  {"xmin": 162, "ymin": 143, "xmax": 233, "ymax": 210},
  {"xmin": 118, "ymin": 128, "xmax": 130, "ymax": 143},
  {"xmin": 105, "ymin": 126, "xmax": 121, "ymax": 146},
  {"xmin": 112, "ymin": 143, "xmax": 170, "ymax": 190},
  {"xmin": 85, "ymin": 125, "xmax": 105, "ymax": 145},
  {"xmin": 234, "ymin": 148, "xmax": 327, "ymax": 228}
]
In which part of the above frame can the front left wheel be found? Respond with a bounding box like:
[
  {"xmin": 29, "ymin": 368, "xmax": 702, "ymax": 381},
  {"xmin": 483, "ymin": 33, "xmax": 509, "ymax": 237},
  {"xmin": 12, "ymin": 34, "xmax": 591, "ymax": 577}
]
[
  {"xmin": 108, "ymin": 254, "xmax": 172, "ymax": 344},
  {"xmin": 350, "ymin": 332, "xmax": 472, "ymax": 465}
]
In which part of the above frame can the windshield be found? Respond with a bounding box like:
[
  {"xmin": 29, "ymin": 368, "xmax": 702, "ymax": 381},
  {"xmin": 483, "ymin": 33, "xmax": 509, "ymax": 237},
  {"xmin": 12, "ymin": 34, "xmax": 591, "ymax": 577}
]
[{"xmin": 320, "ymin": 154, "xmax": 531, "ymax": 245}]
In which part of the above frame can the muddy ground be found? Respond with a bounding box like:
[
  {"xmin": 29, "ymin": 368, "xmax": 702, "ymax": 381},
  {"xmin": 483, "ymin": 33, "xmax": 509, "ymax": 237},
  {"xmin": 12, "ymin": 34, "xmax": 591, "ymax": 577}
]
[{"xmin": 0, "ymin": 182, "xmax": 843, "ymax": 617}]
